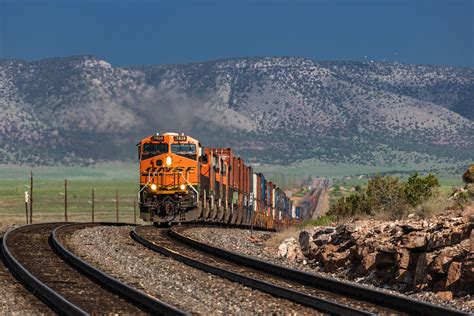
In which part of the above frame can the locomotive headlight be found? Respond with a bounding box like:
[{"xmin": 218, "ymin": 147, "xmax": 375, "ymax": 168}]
[
  {"xmin": 180, "ymin": 184, "xmax": 186, "ymax": 190},
  {"xmin": 165, "ymin": 156, "xmax": 172, "ymax": 166},
  {"xmin": 150, "ymin": 184, "xmax": 157, "ymax": 191}
]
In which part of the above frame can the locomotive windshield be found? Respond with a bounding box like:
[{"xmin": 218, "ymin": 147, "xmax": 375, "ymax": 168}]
[
  {"xmin": 142, "ymin": 143, "xmax": 168, "ymax": 160},
  {"xmin": 171, "ymin": 143, "xmax": 196, "ymax": 160}
]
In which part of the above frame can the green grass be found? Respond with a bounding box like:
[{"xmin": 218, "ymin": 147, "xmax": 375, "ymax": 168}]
[
  {"xmin": 256, "ymin": 158, "xmax": 469, "ymax": 183},
  {"xmin": 0, "ymin": 160, "xmax": 467, "ymax": 225},
  {"xmin": 299, "ymin": 215, "xmax": 336, "ymax": 228},
  {"xmin": 0, "ymin": 163, "xmax": 142, "ymax": 224}
]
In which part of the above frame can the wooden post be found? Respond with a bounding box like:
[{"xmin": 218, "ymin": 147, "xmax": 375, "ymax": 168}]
[
  {"xmin": 91, "ymin": 188, "xmax": 95, "ymax": 223},
  {"xmin": 64, "ymin": 179, "xmax": 68, "ymax": 222},
  {"xmin": 24, "ymin": 191, "xmax": 29, "ymax": 224},
  {"xmin": 29, "ymin": 170, "xmax": 33, "ymax": 224},
  {"xmin": 133, "ymin": 199, "xmax": 136, "ymax": 224},
  {"xmin": 115, "ymin": 189, "xmax": 119, "ymax": 223}
]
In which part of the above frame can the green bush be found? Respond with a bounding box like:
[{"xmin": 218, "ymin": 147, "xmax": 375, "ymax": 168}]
[
  {"xmin": 366, "ymin": 175, "xmax": 407, "ymax": 218},
  {"xmin": 404, "ymin": 173, "xmax": 439, "ymax": 207},
  {"xmin": 329, "ymin": 173, "xmax": 440, "ymax": 220}
]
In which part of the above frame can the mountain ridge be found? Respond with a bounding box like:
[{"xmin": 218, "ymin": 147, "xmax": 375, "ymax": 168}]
[{"xmin": 0, "ymin": 55, "xmax": 472, "ymax": 166}]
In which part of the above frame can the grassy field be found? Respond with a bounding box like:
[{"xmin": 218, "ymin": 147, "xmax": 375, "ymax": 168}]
[
  {"xmin": 0, "ymin": 160, "xmax": 467, "ymax": 225},
  {"xmin": 0, "ymin": 163, "xmax": 142, "ymax": 225},
  {"xmin": 257, "ymin": 158, "xmax": 469, "ymax": 180}
]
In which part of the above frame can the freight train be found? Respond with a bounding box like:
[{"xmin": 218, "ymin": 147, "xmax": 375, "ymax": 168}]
[{"xmin": 137, "ymin": 132, "xmax": 298, "ymax": 229}]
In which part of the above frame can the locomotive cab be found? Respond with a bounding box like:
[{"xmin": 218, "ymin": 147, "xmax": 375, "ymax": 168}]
[{"xmin": 138, "ymin": 132, "xmax": 201, "ymax": 223}]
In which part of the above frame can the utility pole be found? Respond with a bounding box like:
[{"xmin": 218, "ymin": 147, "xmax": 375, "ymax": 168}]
[
  {"xmin": 64, "ymin": 179, "xmax": 68, "ymax": 222},
  {"xmin": 29, "ymin": 170, "xmax": 33, "ymax": 224}
]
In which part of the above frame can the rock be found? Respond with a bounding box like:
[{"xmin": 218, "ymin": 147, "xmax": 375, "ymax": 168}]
[
  {"xmin": 376, "ymin": 243, "xmax": 397, "ymax": 253},
  {"xmin": 325, "ymin": 249, "xmax": 352, "ymax": 272},
  {"xmin": 402, "ymin": 232, "xmax": 427, "ymax": 249},
  {"xmin": 460, "ymin": 253, "xmax": 474, "ymax": 294},
  {"xmin": 278, "ymin": 242, "xmax": 288, "ymax": 257},
  {"xmin": 316, "ymin": 243, "xmax": 338, "ymax": 263},
  {"xmin": 413, "ymin": 252, "xmax": 435, "ymax": 289},
  {"xmin": 435, "ymin": 291, "xmax": 453, "ymax": 300},
  {"xmin": 335, "ymin": 224, "xmax": 346, "ymax": 234},
  {"xmin": 462, "ymin": 163, "xmax": 474, "ymax": 183},
  {"xmin": 278, "ymin": 237, "xmax": 304, "ymax": 261},
  {"xmin": 374, "ymin": 251, "xmax": 397, "ymax": 268},
  {"xmin": 400, "ymin": 223, "xmax": 423, "ymax": 233},
  {"xmin": 471, "ymin": 229, "xmax": 474, "ymax": 252},
  {"xmin": 298, "ymin": 231, "xmax": 312, "ymax": 256},
  {"xmin": 323, "ymin": 226, "xmax": 336, "ymax": 234},
  {"xmin": 398, "ymin": 248, "xmax": 412, "ymax": 270},
  {"xmin": 356, "ymin": 252, "xmax": 377, "ymax": 275},
  {"xmin": 430, "ymin": 247, "xmax": 457, "ymax": 275},
  {"xmin": 396, "ymin": 268, "xmax": 413, "ymax": 284},
  {"xmin": 462, "ymin": 205, "xmax": 474, "ymax": 217},
  {"xmin": 446, "ymin": 261, "xmax": 462, "ymax": 288},
  {"xmin": 427, "ymin": 231, "xmax": 451, "ymax": 250},
  {"xmin": 449, "ymin": 227, "xmax": 463, "ymax": 244},
  {"xmin": 314, "ymin": 234, "xmax": 331, "ymax": 246},
  {"xmin": 295, "ymin": 209, "xmax": 473, "ymax": 299}
]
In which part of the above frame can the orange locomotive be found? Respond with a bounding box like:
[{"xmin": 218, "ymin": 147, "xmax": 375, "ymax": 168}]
[{"xmin": 137, "ymin": 132, "xmax": 297, "ymax": 229}]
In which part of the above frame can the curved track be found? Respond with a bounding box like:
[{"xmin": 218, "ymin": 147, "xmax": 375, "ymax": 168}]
[
  {"xmin": 133, "ymin": 225, "xmax": 391, "ymax": 315},
  {"xmin": 132, "ymin": 224, "xmax": 469, "ymax": 316},
  {"xmin": 169, "ymin": 225, "xmax": 470, "ymax": 316},
  {"xmin": 1, "ymin": 222, "xmax": 187, "ymax": 315}
]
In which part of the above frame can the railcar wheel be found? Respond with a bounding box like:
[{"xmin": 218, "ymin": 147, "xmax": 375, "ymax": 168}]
[{"xmin": 224, "ymin": 208, "xmax": 231, "ymax": 224}]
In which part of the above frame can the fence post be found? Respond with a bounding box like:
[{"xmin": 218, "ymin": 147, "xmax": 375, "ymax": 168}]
[
  {"xmin": 133, "ymin": 199, "xmax": 136, "ymax": 224},
  {"xmin": 64, "ymin": 179, "xmax": 68, "ymax": 222},
  {"xmin": 24, "ymin": 191, "xmax": 29, "ymax": 224},
  {"xmin": 115, "ymin": 189, "xmax": 119, "ymax": 223},
  {"xmin": 29, "ymin": 170, "xmax": 33, "ymax": 224},
  {"xmin": 92, "ymin": 188, "xmax": 95, "ymax": 223}
]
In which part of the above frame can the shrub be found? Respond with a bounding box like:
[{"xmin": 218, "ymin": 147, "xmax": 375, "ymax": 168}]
[
  {"xmin": 404, "ymin": 173, "xmax": 439, "ymax": 207},
  {"xmin": 366, "ymin": 175, "xmax": 408, "ymax": 219},
  {"xmin": 329, "ymin": 173, "xmax": 441, "ymax": 220},
  {"xmin": 415, "ymin": 189, "xmax": 450, "ymax": 217}
]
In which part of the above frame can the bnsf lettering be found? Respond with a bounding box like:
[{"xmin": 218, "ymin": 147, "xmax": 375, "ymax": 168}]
[{"xmin": 141, "ymin": 166, "xmax": 196, "ymax": 176}]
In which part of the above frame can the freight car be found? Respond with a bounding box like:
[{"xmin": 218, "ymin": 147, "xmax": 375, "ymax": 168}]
[{"xmin": 137, "ymin": 132, "xmax": 296, "ymax": 230}]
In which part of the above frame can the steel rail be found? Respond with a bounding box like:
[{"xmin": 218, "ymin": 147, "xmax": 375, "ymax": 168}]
[
  {"xmin": 169, "ymin": 225, "xmax": 470, "ymax": 316},
  {"xmin": 131, "ymin": 226, "xmax": 374, "ymax": 316},
  {"xmin": 1, "ymin": 223, "xmax": 87, "ymax": 315},
  {"xmin": 51, "ymin": 222, "xmax": 189, "ymax": 316}
]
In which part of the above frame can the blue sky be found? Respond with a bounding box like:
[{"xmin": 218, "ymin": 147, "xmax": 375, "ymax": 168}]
[{"xmin": 0, "ymin": 0, "xmax": 472, "ymax": 67}]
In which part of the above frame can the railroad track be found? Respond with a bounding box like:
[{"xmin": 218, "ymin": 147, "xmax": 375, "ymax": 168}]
[
  {"xmin": 132, "ymin": 224, "xmax": 470, "ymax": 316},
  {"xmin": 1, "ymin": 222, "xmax": 187, "ymax": 315}
]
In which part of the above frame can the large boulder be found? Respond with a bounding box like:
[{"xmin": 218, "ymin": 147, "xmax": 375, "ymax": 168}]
[
  {"xmin": 463, "ymin": 164, "xmax": 474, "ymax": 183},
  {"xmin": 278, "ymin": 237, "xmax": 304, "ymax": 261},
  {"xmin": 295, "ymin": 209, "xmax": 473, "ymax": 299}
]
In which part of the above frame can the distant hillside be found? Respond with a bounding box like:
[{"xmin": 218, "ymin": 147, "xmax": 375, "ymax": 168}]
[{"xmin": 0, "ymin": 56, "xmax": 472, "ymax": 166}]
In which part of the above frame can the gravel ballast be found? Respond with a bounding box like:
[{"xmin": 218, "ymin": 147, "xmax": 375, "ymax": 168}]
[
  {"xmin": 0, "ymin": 226, "xmax": 52, "ymax": 315},
  {"xmin": 183, "ymin": 226, "xmax": 473, "ymax": 313},
  {"xmin": 64, "ymin": 226, "xmax": 318, "ymax": 315}
]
